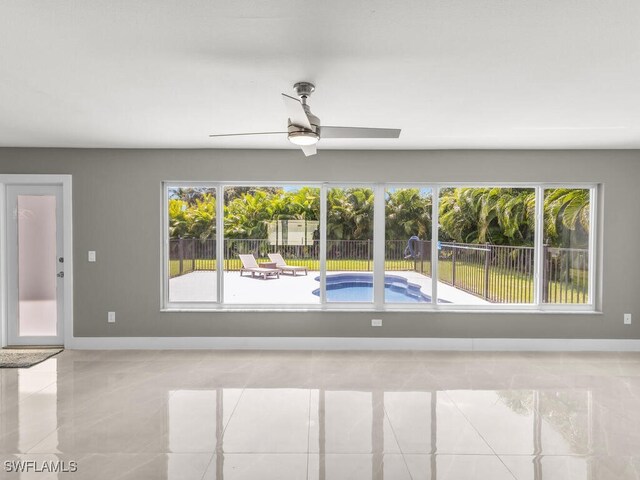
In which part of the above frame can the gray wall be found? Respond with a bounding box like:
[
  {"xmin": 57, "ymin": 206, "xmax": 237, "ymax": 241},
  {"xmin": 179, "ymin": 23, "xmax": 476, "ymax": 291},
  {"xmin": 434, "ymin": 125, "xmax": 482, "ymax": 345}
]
[{"xmin": 0, "ymin": 148, "xmax": 637, "ymax": 339}]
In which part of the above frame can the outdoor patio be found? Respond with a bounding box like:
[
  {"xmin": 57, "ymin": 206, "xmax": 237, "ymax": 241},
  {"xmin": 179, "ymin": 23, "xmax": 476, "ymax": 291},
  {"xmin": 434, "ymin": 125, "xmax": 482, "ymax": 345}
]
[{"xmin": 168, "ymin": 270, "xmax": 489, "ymax": 304}]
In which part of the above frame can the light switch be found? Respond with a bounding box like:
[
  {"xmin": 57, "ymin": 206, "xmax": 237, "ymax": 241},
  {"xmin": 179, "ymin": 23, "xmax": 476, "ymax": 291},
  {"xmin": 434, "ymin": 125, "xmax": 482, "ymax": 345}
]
[{"xmin": 88, "ymin": 251, "xmax": 96, "ymax": 262}]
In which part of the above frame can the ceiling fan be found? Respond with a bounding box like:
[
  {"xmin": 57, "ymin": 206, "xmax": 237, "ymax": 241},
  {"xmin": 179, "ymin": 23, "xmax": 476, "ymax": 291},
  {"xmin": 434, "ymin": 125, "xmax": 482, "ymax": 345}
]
[{"xmin": 209, "ymin": 82, "xmax": 401, "ymax": 156}]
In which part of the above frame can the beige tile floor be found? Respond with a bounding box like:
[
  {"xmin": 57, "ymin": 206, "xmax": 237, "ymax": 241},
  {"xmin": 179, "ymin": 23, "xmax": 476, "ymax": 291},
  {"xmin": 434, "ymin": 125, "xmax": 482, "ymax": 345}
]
[{"xmin": 1, "ymin": 350, "xmax": 640, "ymax": 479}]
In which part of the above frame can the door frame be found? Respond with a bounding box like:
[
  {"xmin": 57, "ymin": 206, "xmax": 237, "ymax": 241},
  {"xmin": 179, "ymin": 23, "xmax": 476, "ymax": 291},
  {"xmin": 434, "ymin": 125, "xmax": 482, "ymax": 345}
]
[{"xmin": 0, "ymin": 175, "xmax": 73, "ymax": 348}]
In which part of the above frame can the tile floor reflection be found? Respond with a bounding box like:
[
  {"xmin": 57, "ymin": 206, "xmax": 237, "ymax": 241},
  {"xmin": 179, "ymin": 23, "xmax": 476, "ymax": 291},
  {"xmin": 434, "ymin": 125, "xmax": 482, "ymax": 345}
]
[{"xmin": 1, "ymin": 350, "xmax": 640, "ymax": 479}]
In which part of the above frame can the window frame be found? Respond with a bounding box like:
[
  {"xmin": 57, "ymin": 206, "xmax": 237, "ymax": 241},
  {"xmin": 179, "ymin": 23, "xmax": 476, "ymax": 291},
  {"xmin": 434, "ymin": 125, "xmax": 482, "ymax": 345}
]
[
  {"xmin": 382, "ymin": 184, "xmax": 436, "ymax": 306},
  {"xmin": 431, "ymin": 184, "xmax": 540, "ymax": 310},
  {"xmin": 162, "ymin": 181, "xmax": 599, "ymax": 313},
  {"xmin": 325, "ymin": 183, "xmax": 377, "ymax": 306}
]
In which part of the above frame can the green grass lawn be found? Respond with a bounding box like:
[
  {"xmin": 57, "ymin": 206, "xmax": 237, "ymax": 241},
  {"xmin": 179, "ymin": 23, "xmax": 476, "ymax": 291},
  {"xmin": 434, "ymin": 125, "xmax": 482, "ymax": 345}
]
[
  {"xmin": 437, "ymin": 260, "xmax": 588, "ymax": 304},
  {"xmin": 169, "ymin": 257, "xmax": 587, "ymax": 304}
]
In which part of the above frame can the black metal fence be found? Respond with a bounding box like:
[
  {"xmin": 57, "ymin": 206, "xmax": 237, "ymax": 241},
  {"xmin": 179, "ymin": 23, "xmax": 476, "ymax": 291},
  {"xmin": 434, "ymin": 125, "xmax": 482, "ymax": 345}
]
[
  {"xmin": 438, "ymin": 242, "xmax": 534, "ymax": 303},
  {"xmin": 438, "ymin": 242, "xmax": 589, "ymax": 304},
  {"xmin": 169, "ymin": 238, "xmax": 431, "ymax": 277},
  {"xmin": 169, "ymin": 238, "xmax": 318, "ymax": 277},
  {"xmin": 169, "ymin": 238, "xmax": 588, "ymax": 304},
  {"xmin": 542, "ymin": 246, "xmax": 589, "ymax": 303}
]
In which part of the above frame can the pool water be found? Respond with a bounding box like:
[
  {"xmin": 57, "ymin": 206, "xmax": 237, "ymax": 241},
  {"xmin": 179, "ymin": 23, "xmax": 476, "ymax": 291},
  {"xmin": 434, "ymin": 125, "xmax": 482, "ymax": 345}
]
[
  {"xmin": 325, "ymin": 285, "xmax": 425, "ymax": 303},
  {"xmin": 312, "ymin": 274, "xmax": 436, "ymax": 303}
]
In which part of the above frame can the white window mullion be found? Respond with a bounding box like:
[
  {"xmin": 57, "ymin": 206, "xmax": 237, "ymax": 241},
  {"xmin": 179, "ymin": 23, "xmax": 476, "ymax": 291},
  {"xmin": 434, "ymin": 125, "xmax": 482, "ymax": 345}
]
[
  {"xmin": 320, "ymin": 184, "xmax": 327, "ymax": 306},
  {"xmin": 162, "ymin": 184, "xmax": 170, "ymax": 308},
  {"xmin": 431, "ymin": 186, "xmax": 439, "ymax": 305},
  {"xmin": 588, "ymin": 186, "xmax": 597, "ymax": 308},
  {"xmin": 533, "ymin": 186, "xmax": 544, "ymax": 306},
  {"xmin": 373, "ymin": 184, "xmax": 385, "ymax": 309},
  {"xmin": 216, "ymin": 184, "xmax": 224, "ymax": 304}
]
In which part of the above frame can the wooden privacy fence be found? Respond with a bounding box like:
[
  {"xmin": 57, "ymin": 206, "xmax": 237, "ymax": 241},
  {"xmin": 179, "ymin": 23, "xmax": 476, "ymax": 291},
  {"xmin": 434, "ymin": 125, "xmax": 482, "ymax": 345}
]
[{"xmin": 169, "ymin": 238, "xmax": 588, "ymax": 304}]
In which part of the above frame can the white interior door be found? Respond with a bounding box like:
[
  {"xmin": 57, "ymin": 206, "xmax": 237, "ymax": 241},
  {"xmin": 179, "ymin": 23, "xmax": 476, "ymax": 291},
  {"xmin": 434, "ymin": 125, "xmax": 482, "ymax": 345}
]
[{"xmin": 6, "ymin": 185, "xmax": 64, "ymax": 345}]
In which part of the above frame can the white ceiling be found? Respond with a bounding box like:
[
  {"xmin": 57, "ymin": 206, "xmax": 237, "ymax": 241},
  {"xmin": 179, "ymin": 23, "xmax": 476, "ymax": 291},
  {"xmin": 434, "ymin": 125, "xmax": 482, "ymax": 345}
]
[{"xmin": 1, "ymin": 0, "xmax": 639, "ymax": 150}]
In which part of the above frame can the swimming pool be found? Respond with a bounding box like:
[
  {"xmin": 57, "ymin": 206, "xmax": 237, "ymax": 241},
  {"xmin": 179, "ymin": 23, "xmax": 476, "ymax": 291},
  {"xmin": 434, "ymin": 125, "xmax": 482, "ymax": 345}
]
[{"xmin": 312, "ymin": 273, "xmax": 439, "ymax": 303}]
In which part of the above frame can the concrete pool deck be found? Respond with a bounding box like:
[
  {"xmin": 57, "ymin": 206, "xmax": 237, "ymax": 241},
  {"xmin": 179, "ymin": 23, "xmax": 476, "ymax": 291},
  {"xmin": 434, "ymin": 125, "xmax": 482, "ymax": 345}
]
[{"xmin": 169, "ymin": 270, "xmax": 489, "ymax": 305}]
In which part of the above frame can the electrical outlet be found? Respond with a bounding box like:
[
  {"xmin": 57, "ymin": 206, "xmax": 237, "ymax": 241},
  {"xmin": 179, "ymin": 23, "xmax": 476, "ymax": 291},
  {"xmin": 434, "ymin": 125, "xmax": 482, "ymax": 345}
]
[
  {"xmin": 88, "ymin": 251, "xmax": 96, "ymax": 262},
  {"xmin": 371, "ymin": 319, "xmax": 382, "ymax": 327},
  {"xmin": 108, "ymin": 311, "xmax": 116, "ymax": 323},
  {"xmin": 624, "ymin": 313, "xmax": 632, "ymax": 325}
]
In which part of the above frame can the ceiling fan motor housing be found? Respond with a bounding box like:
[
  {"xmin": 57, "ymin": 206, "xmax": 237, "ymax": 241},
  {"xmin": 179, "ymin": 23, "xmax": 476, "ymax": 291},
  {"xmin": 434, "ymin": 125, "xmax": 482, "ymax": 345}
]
[
  {"xmin": 293, "ymin": 81, "xmax": 315, "ymax": 98},
  {"xmin": 287, "ymin": 111, "xmax": 320, "ymax": 144},
  {"xmin": 288, "ymin": 82, "xmax": 321, "ymax": 144}
]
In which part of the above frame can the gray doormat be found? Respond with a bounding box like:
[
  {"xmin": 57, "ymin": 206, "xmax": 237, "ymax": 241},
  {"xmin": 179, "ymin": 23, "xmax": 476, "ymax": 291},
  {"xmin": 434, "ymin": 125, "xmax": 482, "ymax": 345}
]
[{"xmin": 0, "ymin": 348, "xmax": 63, "ymax": 368}]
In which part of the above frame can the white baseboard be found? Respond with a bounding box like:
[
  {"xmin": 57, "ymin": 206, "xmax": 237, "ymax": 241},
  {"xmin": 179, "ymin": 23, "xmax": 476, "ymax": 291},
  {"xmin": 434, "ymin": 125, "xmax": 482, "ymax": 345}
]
[{"xmin": 67, "ymin": 336, "xmax": 640, "ymax": 351}]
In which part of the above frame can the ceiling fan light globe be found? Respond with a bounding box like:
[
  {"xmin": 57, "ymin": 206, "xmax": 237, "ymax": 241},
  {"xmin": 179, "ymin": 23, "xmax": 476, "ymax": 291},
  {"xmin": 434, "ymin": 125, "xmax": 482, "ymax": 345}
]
[{"xmin": 288, "ymin": 131, "xmax": 319, "ymax": 146}]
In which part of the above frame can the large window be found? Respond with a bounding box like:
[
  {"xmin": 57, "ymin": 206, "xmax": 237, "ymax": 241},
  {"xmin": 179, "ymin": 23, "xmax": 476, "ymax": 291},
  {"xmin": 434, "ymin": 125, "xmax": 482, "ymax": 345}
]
[
  {"xmin": 222, "ymin": 185, "xmax": 320, "ymax": 304},
  {"xmin": 384, "ymin": 187, "xmax": 433, "ymax": 304},
  {"xmin": 164, "ymin": 183, "xmax": 597, "ymax": 311},
  {"xmin": 542, "ymin": 188, "xmax": 591, "ymax": 304},
  {"xmin": 437, "ymin": 187, "xmax": 536, "ymax": 305},
  {"xmin": 167, "ymin": 187, "xmax": 217, "ymax": 303},
  {"xmin": 326, "ymin": 186, "xmax": 374, "ymax": 303}
]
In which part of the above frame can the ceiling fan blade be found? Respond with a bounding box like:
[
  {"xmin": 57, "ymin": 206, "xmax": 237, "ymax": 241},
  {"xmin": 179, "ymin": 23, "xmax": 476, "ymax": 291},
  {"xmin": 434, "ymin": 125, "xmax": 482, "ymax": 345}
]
[
  {"xmin": 300, "ymin": 144, "xmax": 317, "ymax": 157},
  {"xmin": 281, "ymin": 94, "xmax": 312, "ymax": 130},
  {"xmin": 321, "ymin": 126, "xmax": 401, "ymax": 139},
  {"xmin": 209, "ymin": 131, "xmax": 287, "ymax": 138}
]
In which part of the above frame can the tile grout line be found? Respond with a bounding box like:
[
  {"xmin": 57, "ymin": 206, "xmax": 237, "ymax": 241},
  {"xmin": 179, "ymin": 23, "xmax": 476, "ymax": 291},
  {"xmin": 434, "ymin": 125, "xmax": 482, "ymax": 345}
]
[
  {"xmin": 24, "ymin": 425, "xmax": 65, "ymax": 455},
  {"xmin": 221, "ymin": 387, "xmax": 246, "ymax": 435},
  {"xmin": 382, "ymin": 403, "xmax": 415, "ymax": 480},
  {"xmin": 199, "ymin": 452, "xmax": 217, "ymax": 480},
  {"xmin": 27, "ymin": 383, "xmax": 179, "ymax": 455},
  {"xmin": 306, "ymin": 388, "xmax": 313, "ymax": 480},
  {"xmin": 10, "ymin": 376, "xmax": 58, "ymax": 407},
  {"xmin": 442, "ymin": 390, "xmax": 520, "ymax": 480}
]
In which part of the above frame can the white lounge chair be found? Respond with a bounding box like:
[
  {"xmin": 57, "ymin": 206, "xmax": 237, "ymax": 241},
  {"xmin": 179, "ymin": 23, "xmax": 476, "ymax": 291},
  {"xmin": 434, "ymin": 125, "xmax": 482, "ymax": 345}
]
[
  {"xmin": 239, "ymin": 254, "xmax": 280, "ymax": 279},
  {"xmin": 268, "ymin": 253, "xmax": 308, "ymax": 276}
]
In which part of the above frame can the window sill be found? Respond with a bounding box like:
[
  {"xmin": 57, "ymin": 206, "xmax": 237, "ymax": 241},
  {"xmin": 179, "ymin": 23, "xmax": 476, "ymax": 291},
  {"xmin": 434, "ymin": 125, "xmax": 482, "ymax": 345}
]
[{"xmin": 161, "ymin": 306, "xmax": 601, "ymax": 315}]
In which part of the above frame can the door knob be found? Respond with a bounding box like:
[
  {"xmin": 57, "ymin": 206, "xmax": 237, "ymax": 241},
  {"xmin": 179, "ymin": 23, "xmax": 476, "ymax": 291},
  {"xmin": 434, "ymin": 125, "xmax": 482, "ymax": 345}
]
[
  {"xmin": 59, "ymin": 257, "xmax": 64, "ymax": 263},
  {"xmin": 57, "ymin": 271, "xmax": 64, "ymax": 278}
]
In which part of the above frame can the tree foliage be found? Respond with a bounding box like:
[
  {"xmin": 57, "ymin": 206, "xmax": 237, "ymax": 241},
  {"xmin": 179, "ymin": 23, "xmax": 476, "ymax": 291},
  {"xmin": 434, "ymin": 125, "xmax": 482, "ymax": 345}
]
[
  {"xmin": 439, "ymin": 187, "xmax": 536, "ymax": 245},
  {"xmin": 327, "ymin": 187, "xmax": 375, "ymax": 240},
  {"xmin": 168, "ymin": 186, "xmax": 590, "ymax": 248},
  {"xmin": 169, "ymin": 187, "xmax": 321, "ymax": 240},
  {"xmin": 385, "ymin": 189, "xmax": 432, "ymax": 240},
  {"xmin": 544, "ymin": 188, "xmax": 590, "ymax": 244},
  {"xmin": 168, "ymin": 193, "xmax": 216, "ymax": 240}
]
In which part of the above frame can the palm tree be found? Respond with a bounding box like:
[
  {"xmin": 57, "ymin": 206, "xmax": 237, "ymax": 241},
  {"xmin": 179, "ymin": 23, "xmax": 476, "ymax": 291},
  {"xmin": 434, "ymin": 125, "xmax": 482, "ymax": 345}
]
[
  {"xmin": 544, "ymin": 188, "xmax": 590, "ymax": 245},
  {"xmin": 170, "ymin": 187, "xmax": 214, "ymax": 206},
  {"xmin": 439, "ymin": 187, "xmax": 535, "ymax": 245},
  {"xmin": 385, "ymin": 189, "xmax": 432, "ymax": 240},
  {"xmin": 486, "ymin": 188, "xmax": 535, "ymax": 245},
  {"xmin": 168, "ymin": 198, "xmax": 189, "ymax": 238},
  {"xmin": 188, "ymin": 193, "xmax": 216, "ymax": 240},
  {"xmin": 348, "ymin": 188, "xmax": 374, "ymax": 239},
  {"xmin": 327, "ymin": 188, "xmax": 351, "ymax": 240},
  {"xmin": 288, "ymin": 187, "xmax": 320, "ymax": 221},
  {"xmin": 223, "ymin": 186, "xmax": 281, "ymax": 203},
  {"xmin": 439, "ymin": 187, "xmax": 484, "ymax": 243},
  {"xmin": 224, "ymin": 191, "xmax": 272, "ymax": 238}
]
